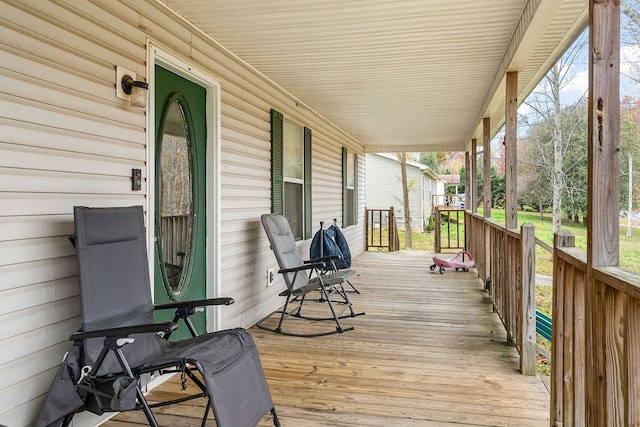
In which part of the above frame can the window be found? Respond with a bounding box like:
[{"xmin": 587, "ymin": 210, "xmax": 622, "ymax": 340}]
[
  {"xmin": 343, "ymin": 147, "xmax": 358, "ymax": 227},
  {"xmin": 271, "ymin": 109, "xmax": 312, "ymax": 240}
]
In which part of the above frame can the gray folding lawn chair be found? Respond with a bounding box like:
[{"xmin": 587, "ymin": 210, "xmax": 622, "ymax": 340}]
[
  {"xmin": 257, "ymin": 214, "xmax": 364, "ymax": 337},
  {"xmin": 36, "ymin": 206, "xmax": 279, "ymax": 427}
]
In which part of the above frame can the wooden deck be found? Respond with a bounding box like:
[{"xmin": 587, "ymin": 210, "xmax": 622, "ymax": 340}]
[{"xmin": 106, "ymin": 251, "xmax": 550, "ymax": 426}]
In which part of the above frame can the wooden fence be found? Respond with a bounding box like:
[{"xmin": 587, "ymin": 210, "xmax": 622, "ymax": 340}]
[{"xmin": 365, "ymin": 207, "xmax": 399, "ymax": 251}]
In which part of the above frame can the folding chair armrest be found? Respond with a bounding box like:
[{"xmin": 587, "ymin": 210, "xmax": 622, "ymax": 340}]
[
  {"xmin": 154, "ymin": 297, "xmax": 234, "ymax": 311},
  {"xmin": 306, "ymin": 254, "xmax": 341, "ymax": 264},
  {"xmin": 69, "ymin": 322, "xmax": 177, "ymax": 341},
  {"xmin": 279, "ymin": 262, "xmax": 322, "ymax": 274},
  {"xmin": 154, "ymin": 298, "xmax": 235, "ymax": 338}
]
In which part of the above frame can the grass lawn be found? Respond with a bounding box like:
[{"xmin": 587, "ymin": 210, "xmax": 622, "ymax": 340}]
[{"xmin": 479, "ymin": 209, "xmax": 640, "ymax": 277}]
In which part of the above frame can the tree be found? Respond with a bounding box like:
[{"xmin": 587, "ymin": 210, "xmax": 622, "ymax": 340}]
[
  {"xmin": 620, "ymin": 96, "xmax": 640, "ymax": 210},
  {"xmin": 621, "ymin": 1, "xmax": 640, "ymax": 89},
  {"xmin": 397, "ymin": 153, "xmax": 412, "ymax": 249},
  {"xmin": 520, "ymin": 32, "xmax": 587, "ymax": 233},
  {"xmin": 518, "ymin": 136, "xmax": 553, "ymax": 218},
  {"xmin": 520, "ymin": 101, "xmax": 588, "ymax": 222},
  {"xmin": 418, "ymin": 152, "xmax": 440, "ymax": 172}
]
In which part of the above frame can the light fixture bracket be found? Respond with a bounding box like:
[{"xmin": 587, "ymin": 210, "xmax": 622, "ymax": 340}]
[
  {"xmin": 115, "ymin": 65, "xmax": 148, "ymax": 108},
  {"xmin": 121, "ymin": 74, "xmax": 149, "ymax": 95}
]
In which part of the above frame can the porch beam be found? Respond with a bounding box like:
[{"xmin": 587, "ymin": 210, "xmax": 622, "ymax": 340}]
[
  {"xmin": 505, "ymin": 71, "xmax": 518, "ymax": 230},
  {"xmin": 483, "ymin": 117, "xmax": 491, "ymax": 218}
]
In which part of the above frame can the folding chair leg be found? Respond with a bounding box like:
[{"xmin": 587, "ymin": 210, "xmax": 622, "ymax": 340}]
[
  {"xmin": 271, "ymin": 407, "xmax": 281, "ymax": 427},
  {"xmin": 200, "ymin": 398, "xmax": 211, "ymax": 427},
  {"xmin": 332, "ymin": 284, "xmax": 365, "ymax": 319},
  {"xmin": 137, "ymin": 387, "xmax": 160, "ymax": 427},
  {"xmin": 113, "ymin": 346, "xmax": 162, "ymax": 427},
  {"xmin": 320, "ymin": 286, "xmax": 353, "ymax": 334},
  {"xmin": 346, "ymin": 279, "xmax": 360, "ymax": 294}
]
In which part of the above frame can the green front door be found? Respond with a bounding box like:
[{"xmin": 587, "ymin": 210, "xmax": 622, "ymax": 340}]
[{"xmin": 154, "ymin": 65, "xmax": 207, "ymax": 338}]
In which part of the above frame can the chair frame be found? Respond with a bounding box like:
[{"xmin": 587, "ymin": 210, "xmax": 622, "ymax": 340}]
[
  {"xmin": 60, "ymin": 296, "xmax": 281, "ymax": 427},
  {"xmin": 50, "ymin": 207, "xmax": 280, "ymax": 427},
  {"xmin": 257, "ymin": 214, "xmax": 364, "ymax": 337}
]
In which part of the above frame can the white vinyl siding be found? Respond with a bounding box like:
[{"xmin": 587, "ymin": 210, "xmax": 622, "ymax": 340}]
[
  {"xmin": 0, "ymin": 1, "xmax": 365, "ymax": 425},
  {"xmin": 365, "ymin": 154, "xmax": 432, "ymax": 232}
]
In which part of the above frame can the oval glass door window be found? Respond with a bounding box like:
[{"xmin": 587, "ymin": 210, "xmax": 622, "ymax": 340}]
[{"xmin": 158, "ymin": 97, "xmax": 193, "ymax": 296}]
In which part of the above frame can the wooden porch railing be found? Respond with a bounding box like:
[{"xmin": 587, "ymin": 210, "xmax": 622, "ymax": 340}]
[
  {"xmin": 431, "ymin": 194, "xmax": 464, "ymax": 209},
  {"xmin": 467, "ymin": 211, "xmax": 640, "ymax": 424},
  {"xmin": 465, "ymin": 211, "xmax": 537, "ymax": 375},
  {"xmin": 551, "ymin": 232, "xmax": 640, "ymax": 426},
  {"xmin": 434, "ymin": 206, "xmax": 465, "ymax": 252},
  {"xmin": 365, "ymin": 207, "xmax": 399, "ymax": 251}
]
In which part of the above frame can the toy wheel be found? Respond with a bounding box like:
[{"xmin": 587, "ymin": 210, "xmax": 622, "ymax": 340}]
[
  {"xmin": 430, "ymin": 264, "xmax": 436, "ymax": 271},
  {"xmin": 464, "ymin": 268, "xmax": 469, "ymax": 272},
  {"xmin": 455, "ymin": 267, "xmax": 459, "ymax": 271},
  {"xmin": 439, "ymin": 266, "xmax": 445, "ymax": 274}
]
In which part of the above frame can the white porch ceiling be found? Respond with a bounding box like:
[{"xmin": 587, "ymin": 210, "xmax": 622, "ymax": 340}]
[{"xmin": 161, "ymin": 0, "xmax": 588, "ymax": 153}]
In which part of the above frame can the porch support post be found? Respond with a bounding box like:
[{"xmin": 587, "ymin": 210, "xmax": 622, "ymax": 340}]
[
  {"xmin": 586, "ymin": 1, "xmax": 620, "ymax": 426},
  {"xmin": 505, "ymin": 71, "xmax": 518, "ymax": 230},
  {"xmin": 520, "ymin": 222, "xmax": 536, "ymax": 375},
  {"xmin": 465, "ymin": 150, "xmax": 471, "ymax": 209},
  {"xmin": 587, "ymin": 0, "xmax": 620, "ymax": 267},
  {"xmin": 483, "ymin": 117, "xmax": 491, "ymax": 218},
  {"xmin": 465, "ymin": 150, "xmax": 471, "ymax": 250},
  {"xmin": 471, "ymin": 138, "xmax": 478, "ymax": 213}
]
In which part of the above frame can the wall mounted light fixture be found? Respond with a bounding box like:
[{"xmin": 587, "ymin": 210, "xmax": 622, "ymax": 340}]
[{"xmin": 116, "ymin": 66, "xmax": 148, "ymax": 108}]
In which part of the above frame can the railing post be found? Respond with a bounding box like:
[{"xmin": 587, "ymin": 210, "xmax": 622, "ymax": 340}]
[
  {"xmin": 389, "ymin": 206, "xmax": 397, "ymax": 252},
  {"xmin": 365, "ymin": 208, "xmax": 370, "ymax": 252},
  {"xmin": 520, "ymin": 222, "xmax": 536, "ymax": 375},
  {"xmin": 550, "ymin": 230, "xmax": 575, "ymax": 427},
  {"xmin": 434, "ymin": 207, "xmax": 441, "ymax": 253}
]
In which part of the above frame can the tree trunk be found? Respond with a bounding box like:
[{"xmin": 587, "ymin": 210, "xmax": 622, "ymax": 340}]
[
  {"xmin": 397, "ymin": 153, "xmax": 412, "ymax": 249},
  {"xmin": 551, "ymin": 64, "xmax": 564, "ymax": 234}
]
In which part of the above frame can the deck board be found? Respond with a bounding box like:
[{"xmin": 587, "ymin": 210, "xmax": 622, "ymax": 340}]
[{"xmin": 105, "ymin": 251, "xmax": 549, "ymax": 426}]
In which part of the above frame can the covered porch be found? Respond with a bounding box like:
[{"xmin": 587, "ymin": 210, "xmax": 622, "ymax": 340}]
[{"xmin": 106, "ymin": 251, "xmax": 549, "ymax": 426}]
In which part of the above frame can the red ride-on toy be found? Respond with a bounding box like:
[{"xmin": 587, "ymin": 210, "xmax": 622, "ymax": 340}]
[{"xmin": 430, "ymin": 250, "xmax": 475, "ymax": 274}]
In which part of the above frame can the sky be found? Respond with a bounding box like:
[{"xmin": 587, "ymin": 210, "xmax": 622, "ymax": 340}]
[{"xmin": 514, "ymin": 23, "xmax": 640, "ymax": 136}]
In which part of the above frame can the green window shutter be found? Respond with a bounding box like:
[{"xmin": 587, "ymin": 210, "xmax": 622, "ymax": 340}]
[
  {"xmin": 353, "ymin": 152, "xmax": 358, "ymax": 224},
  {"xmin": 304, "ymin": 127, "xmax": 313, "ymax": 239},
  {"xmin": 342, "ymin": 147, "xmax": 348, "ymax": 225},
  {"xmin": 270, "ymin": 109, "xmax": 284, "ymax": 215}
]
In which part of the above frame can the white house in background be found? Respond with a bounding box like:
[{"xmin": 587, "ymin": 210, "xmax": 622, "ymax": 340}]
[{"xmin": 365, "ymin": 154, "xmax": 443, "ymax": 232}]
